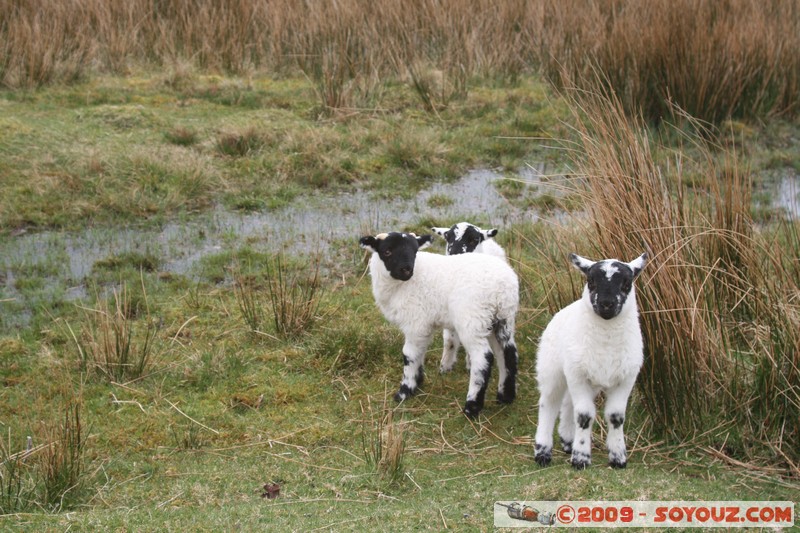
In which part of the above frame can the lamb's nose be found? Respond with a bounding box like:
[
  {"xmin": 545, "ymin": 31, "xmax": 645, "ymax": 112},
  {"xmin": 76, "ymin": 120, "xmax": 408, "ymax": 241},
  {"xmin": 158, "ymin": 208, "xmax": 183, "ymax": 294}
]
[{"xmin": 400, "ymin": 266, "xmax": 412, "ymax": 277}]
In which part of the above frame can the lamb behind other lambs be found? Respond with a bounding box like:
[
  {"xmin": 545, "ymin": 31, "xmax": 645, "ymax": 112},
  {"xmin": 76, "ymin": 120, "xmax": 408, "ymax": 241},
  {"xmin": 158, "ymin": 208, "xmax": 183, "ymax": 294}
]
[
  {"xmin": 431, "ymin": 222, "xmax": 507, "ymax": 373},
  {"xmin": 431, "ymin": 222, "xmax": 506, "ymax": 261},
  {"xmin": 360, "ymin": 231, "xmax": 519, "ymax": 418},
  {"xmin": 534, "ymin": 252, "xmax": 648, "ymax": 469}
]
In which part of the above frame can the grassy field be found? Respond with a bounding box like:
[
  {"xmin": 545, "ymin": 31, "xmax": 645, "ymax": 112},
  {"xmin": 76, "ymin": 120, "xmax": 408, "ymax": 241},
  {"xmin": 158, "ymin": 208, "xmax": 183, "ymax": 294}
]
[
  {"xmin": 1, "ymin": 73, "xmax": 798, "ymax": 531},
  {"xmin": 0, "ymin": 73, "xmax": 568, "ymax": 232},
  {"xmin": 2, "ymin": 1, "xmax": 800, "ymax": 530}
]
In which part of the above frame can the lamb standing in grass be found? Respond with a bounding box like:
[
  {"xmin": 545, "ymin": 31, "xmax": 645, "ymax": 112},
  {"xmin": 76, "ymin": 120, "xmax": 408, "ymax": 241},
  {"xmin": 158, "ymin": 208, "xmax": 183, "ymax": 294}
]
[
  {"xmin": 534, "ymin": 252, "xmax": 648, "ymax": 469},
  {"xmin": 431, "ymin": 222, "xmax": 506, "ymax": 261},
  {"xmin": 359, "ymin": 231, "xmax": 519, "ymax": 418},
  {"xmin": 431, "ymin": 222, "xmax": 506, "ymax": 373}
]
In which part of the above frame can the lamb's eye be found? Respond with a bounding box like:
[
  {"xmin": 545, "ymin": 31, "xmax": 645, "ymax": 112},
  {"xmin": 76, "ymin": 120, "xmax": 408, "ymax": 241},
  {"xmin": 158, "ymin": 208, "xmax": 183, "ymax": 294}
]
[
  {"xmin": 382, "ymin": 250, "xmax": 392, "ymax": 257},
  {"xmin": 587, "ymin": 279, "xmax": 596, "ymax": 291},
  {"xmin": 622, "ymin": 281, "xmax": 632, "ymax": 292}
]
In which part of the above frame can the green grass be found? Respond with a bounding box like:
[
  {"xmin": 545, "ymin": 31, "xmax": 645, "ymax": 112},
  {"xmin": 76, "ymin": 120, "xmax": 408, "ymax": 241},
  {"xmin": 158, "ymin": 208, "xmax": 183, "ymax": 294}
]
[
  {"xmin": 1, "ymin": 74, "xmax": 798, "ymax": 530},
  {"xmin": 1, "ymin": 246, "xmax": 798, "ymax": 529},
  {"xmin": 0, "ymin": 74, "xmax": 567, "ymax": 233}
]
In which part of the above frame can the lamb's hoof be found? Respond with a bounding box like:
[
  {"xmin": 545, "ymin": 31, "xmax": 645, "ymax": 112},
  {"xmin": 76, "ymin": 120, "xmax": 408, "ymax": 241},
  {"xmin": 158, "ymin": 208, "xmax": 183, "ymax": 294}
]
[
  {"xmin": 608, "ymin": 455, "xmax": 627, "ymax": 469},
  {"xmin": 496, "ymin": 390, "xmax": 515, "ymax": 404},
  {"xmin": 462, "ymin": 401, "xmax": 482, "ymax": 419},
  {"xmin": 534, "ymin": 444, "xmax": 552, "ymax": 467},
  {"xmin": 560, "ymin": 438, "xmax": 573, "ymax": 454},
  {"xmin": 439, "ymin": 364, "xmax": 453, "ymax": 374},
  {"xmin": 393, "ymin": 385, "xmax": 415, "ymax": 403},
  {"xmin": 571, "ymin": 453, "xmax": 591, "ymax": 470}
]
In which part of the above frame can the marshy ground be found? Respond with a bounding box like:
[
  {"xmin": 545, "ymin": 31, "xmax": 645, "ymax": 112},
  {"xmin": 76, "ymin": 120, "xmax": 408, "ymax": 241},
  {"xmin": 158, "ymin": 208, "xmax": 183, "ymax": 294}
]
[
  {"xmin": 1, "ymin": 72, "xmax": 798, "ymax": 531},
  {"xmin": 1, "ymin": 1, "xmax": 800, "ymax": 527}
]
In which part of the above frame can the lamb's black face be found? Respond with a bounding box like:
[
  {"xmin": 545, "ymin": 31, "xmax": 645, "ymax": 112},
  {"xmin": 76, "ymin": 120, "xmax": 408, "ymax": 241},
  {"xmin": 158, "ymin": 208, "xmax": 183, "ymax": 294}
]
[
  {"xmin": 570, "ymin": 252, "xmax": 648, "ymax": 320},
  {"xmin": 585, "ymin": 261, "xmax": 635, "ymax": 319},
  {"xmin": 432, "ymin": 222, "xmax": 497, "ymax": 255},
  {"xmin": 360, "ymin": 232, "xmax": 433, "ymax": 281}
]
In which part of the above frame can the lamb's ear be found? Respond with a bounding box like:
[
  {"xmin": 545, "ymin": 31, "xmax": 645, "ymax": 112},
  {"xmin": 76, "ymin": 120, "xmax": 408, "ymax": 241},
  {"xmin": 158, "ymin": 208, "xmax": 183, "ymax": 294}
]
[
  {"xmin": 360, "ymin": 234, "xmax": 386, "ymax": 253},
  {"xmin": 416, "ymin": 234, "xmax": 433, "ymax": 250},
  {"xmin": 570, "ymin": 253, "xmax": 596, "ymax": 275},
  {"xmin": 628, "ymin": 252, "xmax": 648, "ymax": 279},
  {"xmin": 481, "ymin": 228, "xmax": 499, "ymax": 239},
  {"xmin": 431, "ymin": 227, "xmax": 448, "ymax": 237}
]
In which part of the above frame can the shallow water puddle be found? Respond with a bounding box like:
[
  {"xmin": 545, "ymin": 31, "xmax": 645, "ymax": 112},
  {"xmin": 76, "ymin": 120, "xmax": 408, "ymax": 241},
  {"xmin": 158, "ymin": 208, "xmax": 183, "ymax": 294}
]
[
  {"xmin": 775, "ymin": 174, "xmax": 800, "ymax": 219},
  {"xmin": 2, "ymin": 168, "xmax": 795, "ymax": 330},
  {"xmin": 0, "ymin": 168, "xmax": 551, "ymax": 326}
]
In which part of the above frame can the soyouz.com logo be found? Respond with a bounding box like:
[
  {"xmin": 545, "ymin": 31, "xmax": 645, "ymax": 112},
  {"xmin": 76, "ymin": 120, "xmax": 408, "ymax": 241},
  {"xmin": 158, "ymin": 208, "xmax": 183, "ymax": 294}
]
[{"xmin": 494, "ymin": 501, "xmax": 794, "ymax": 528}]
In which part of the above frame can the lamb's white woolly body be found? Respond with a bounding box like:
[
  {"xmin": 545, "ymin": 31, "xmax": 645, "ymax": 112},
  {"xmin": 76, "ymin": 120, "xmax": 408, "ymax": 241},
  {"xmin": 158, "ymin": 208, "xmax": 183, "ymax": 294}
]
[
  {"xmin": 361, "ymin": 231, "xmax": 520, "ymax": 418},
  {"xmin": 430, "ymin": 222, "xmax": 507, "ymax": 373},
  {"xmin": 536, "ymin": 289, "xmax": 642, "ymax": 391},
  {"xmin": 534, "ymin": 253, "xmax": 647, "ymax": 470},
  {"xmin": 472, "ymin": 238, "xmax": 506, "ymax": 261},
  {"xmin": 369, "ymin": 251, "xmax": 517, "ymax": 336}
]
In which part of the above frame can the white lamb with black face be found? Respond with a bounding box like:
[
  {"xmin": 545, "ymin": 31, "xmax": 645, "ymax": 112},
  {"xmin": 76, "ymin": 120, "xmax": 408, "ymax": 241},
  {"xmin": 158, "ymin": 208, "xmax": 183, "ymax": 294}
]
[
  {"xmin": 360, "ymin": 231, "xmax": 520, "ymax": 418},
  {"xmin": 431, "ymin": 222, "xmax": 507, "ymax": 374},
  {"xmin": 534, "ymin": 252, "xmax": 648, "ymax": 470},
  {"xmin": 431, "ymin": 222, "xmax": 506, "ymax": 261}
]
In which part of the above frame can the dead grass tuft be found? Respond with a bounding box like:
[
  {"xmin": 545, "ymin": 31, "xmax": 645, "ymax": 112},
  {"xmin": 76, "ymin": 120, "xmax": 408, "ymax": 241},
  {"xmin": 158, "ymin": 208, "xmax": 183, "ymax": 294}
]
[{"xmin": 565, "ymin": 77, "xmax": 800, "ymax": 470}]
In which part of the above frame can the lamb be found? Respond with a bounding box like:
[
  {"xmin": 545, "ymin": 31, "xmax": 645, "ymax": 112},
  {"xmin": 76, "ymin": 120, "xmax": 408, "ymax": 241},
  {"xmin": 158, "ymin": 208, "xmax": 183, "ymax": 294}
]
[
  {"xmin": 431, "ymin": 222, "xmax": 507, "ymax": 373},
  {"xmin": 431, "ymin": 222, "xmax": 506, "ymax": 261},
  {"xmin": 359, "ymin": 231, "xmax": 520, "ymax": 418},
  {"xmin": 533, "ymin": 252, "xmax": 648, "ymax": 470}
]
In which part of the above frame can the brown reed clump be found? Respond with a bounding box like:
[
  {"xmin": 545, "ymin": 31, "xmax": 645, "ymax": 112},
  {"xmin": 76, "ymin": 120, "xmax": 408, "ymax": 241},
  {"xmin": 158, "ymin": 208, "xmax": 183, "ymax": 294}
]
[
  {"xmin": 362, "ymin": 401, "xmax": 407, "ymax": 483},
  {"xmin": 535, "ymin": 0, "xmax": 800, "ymax": 123},
  {"xmin": 67, "ymin": 284, "xmax": 160, "ymax": 382},
  {"xmin": 4, "ymin": 1, "xmax": 795, "ymax": 122},
  {"xmin": 233, "ymin": 255, "xmax": 323, "ymax": 340},
  {"xmin": 37, "ymin": 403, "xmax": 86, "ymax": 511},
  {"xmin": 565, "ymin": 79, "xmax": 800, "ymax": 470}
]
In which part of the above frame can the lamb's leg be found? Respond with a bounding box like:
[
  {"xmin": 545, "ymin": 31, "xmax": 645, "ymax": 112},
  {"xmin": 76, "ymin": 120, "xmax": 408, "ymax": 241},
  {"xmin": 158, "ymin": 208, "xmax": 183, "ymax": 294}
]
[
  {"xmin": 461, "ymin": 337, "xmax": 494, "ymax": 418},
  {"xmin": 439, "ymin": 328, "xmax": 461, "ymax": 373},
  {"xmin": 557, "ymin": 393, "xmax": 574, "ymax": 453},
  {"xmin": 604, "ymin": 376, "xmax": 636, "ymax": 469},
  {"xmin": 533, "ymin": 379, "xmax": 566, "ymax": 467},
  {"xmin": 491, "ymin": 320, "xmax": 518, "ymax": 404},
  {"xmin": 567, "ymin": 380, "xmax": 596, "ymax": 470},
  {"xmin": 394, "ymin": 334, "xmax": 431, "ymax": 402}
]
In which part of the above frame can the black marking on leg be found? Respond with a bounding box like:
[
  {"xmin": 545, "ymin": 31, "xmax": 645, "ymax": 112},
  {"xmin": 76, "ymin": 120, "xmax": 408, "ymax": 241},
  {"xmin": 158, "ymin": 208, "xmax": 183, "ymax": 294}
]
[
  {"xmin": 609, "ymin": 447, "xmax": 628, "ymax": 469},
  {"xmin": 609, "ymin": 412, "xmax": 625, "ymax": 429},
  {"xmin": 394, "ymin": 384, "xmax": 416, "ymax": 402},
  {"xmin": 609, "ymin": 454, "xmax": 628, "ymax": 469},
  {"xmin": 496, "ymin": 343, "xmax": 518, "ymax": 404},
  {"xmin": 560, "ymin": 437, "xmax": 573, "ymax": 454},
  {"xmin": 463, "ymin": 351, "xmax": 494, "ymax": 417},
  {"xmin": 534, "ymin": 443, "xmax": 552, "ymax": 467},
  {"xmin": 463, "ymin": 400, "xmax": 481, "ymax": 418},
  {"xmin": 397, "ymin": 353, "xmax": 422, "ymax": 402},
  {"xmin": 577, "ymin": 413, "xmax": 592, "ymax": 429},
  {"xmin": 571, "ymin": 450, "xmax": 591, "ymax": 470}
]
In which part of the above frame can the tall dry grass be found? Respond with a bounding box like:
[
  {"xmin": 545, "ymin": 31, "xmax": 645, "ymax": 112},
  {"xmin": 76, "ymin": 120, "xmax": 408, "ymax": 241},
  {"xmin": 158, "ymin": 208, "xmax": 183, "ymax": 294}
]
[
  {"xmin": 5, "ymin": 0, "xmax": 795, "ymax": 121},
  {"xmin": 566, "ymin": 80, "xmax": 800, "ymax": 471},
  {"xmin": 66, "ymin": 285, "xmax": 160, "ymax": 382},
  {"xmin": 534, "ymin": 0, "xmax": 800, "ymax": 122},
  {"xmin": 0, "ymin": 402, "xmax": 87, "ymax": 513}
]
